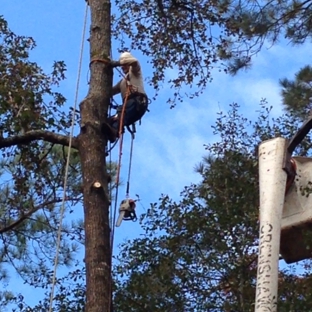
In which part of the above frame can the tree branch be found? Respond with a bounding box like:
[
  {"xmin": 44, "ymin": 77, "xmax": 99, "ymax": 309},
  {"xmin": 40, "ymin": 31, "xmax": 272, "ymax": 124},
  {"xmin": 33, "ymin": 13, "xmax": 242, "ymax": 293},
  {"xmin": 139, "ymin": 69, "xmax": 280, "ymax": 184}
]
[
  {"xmin": 0, "ymin": 130, "xmax": 79, "ymax": 149},
  {"xmin": 0, "ymin": 196, "xmax": 80, "ymax": 234}
]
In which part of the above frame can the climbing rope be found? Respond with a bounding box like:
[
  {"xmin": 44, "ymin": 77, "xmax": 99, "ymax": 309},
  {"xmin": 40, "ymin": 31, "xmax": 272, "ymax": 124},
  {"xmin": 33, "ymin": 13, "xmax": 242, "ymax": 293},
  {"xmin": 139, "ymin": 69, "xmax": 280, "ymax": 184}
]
[
  {"xmin": 48, "ymin": 3, "xmax": 88, "ymax": 311},
  {"xmin": 110, "ymin": 87, "xmax": 131, "ymax": 254},
  {"xmin": 126, "ymin": 129, "xmax": 135, "ymax": 197},
  {"xmin": 108, "ymin": 82, "xmax": 133, "ymax": 312},
  {"xmin": 108, "ymin": 104, "xmax": 114, "ymax": 231},
  {"xmin": 108, "ymin": 46, "xmax": 114, "ymax": 233}
]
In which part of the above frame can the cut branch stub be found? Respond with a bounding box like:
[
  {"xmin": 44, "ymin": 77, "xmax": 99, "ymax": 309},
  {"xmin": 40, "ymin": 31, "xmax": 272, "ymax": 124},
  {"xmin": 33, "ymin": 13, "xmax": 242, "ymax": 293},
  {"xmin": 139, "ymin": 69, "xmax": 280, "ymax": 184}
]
[{"xmin": 93, "ymin": 182, "xmax": 102, "ymax": 188}]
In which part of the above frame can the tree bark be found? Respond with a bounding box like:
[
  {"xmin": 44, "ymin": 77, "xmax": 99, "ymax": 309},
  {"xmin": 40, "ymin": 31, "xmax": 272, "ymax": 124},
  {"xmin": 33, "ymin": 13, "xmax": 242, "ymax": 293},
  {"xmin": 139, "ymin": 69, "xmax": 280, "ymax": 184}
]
[{"xmin": 78, "ymin": 0, "xmax": 113, "ymax": 311}]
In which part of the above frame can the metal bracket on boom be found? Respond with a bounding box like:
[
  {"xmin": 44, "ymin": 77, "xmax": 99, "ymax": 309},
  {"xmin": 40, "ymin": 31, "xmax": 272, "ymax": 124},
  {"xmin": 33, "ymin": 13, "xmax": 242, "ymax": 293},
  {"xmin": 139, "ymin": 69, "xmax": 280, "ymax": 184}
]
[
  {"xmin": 116, "ymin": 199, "xmax": 137, "ymax": 227},
  {"xmin": 283, "ymin": 116, "xmax": 312, "ymax": 191},
  {"xmin": 279, "ymin": 116, "xmax": 312, "ymax": 263},
  {"xmin": 287, "ymin": 116, "xmax": 312, "ymax": 155}
]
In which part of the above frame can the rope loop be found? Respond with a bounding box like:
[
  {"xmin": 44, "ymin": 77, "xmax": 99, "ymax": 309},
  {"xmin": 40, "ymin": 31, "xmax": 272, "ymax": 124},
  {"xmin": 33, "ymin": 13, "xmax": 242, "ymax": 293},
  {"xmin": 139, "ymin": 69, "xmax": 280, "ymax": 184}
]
[{"xmin": 89, "ymin": 58, "xmax": 111, "ymax": 67}]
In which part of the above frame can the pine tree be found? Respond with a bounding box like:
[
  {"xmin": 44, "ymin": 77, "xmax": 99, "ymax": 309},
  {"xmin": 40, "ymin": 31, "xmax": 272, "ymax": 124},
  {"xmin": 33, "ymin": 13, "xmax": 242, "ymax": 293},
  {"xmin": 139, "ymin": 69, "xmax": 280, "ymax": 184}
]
[
  {"xmin": 0, "ymin": 1, "xmax": 114, "ymax": 309},
  {"xmin": 280, "ymin": 65, "xmax": 312, "ymax": 120},
  {"xmin": 112, "ymin": 0, "xmax": 312, "ymax": 98},
  {"xmin": 0, "ymin": 16, "xmax": 84, "ymax": 299},
  {"xmin": 113, "ymin": 103, "xmax": 312, "ymax": 311},
  {"xmin": 2, "ymin": 0, "xmax": 312, "ymax": 309}
]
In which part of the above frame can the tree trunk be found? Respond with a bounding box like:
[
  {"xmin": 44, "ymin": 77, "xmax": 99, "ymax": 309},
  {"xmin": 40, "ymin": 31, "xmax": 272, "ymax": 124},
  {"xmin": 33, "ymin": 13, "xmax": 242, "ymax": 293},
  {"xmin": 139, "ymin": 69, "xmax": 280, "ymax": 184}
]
[{"xmin": 78, "ymin": 0, "xmax": 113, "ymax": 311}]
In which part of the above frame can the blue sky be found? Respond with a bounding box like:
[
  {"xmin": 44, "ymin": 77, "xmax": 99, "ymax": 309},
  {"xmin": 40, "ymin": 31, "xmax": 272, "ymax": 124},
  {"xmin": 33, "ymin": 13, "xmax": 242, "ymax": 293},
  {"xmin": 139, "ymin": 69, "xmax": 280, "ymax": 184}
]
[{"xmin": 2, "ymin": 0, "xmax": 312, "ymax": 307}]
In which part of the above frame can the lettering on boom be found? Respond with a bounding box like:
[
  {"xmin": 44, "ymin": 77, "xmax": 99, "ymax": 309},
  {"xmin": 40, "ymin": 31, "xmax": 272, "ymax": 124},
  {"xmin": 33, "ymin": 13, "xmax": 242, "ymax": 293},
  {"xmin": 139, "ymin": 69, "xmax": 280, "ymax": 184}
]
[{"xmin": 255, "ymin": 223, "xmax": 277, "ymax": 310}]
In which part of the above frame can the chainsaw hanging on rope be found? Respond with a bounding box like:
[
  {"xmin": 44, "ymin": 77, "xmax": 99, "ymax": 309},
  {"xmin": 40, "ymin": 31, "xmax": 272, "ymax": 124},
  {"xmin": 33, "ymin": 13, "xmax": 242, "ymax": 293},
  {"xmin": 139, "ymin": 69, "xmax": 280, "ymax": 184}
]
[{"xmin": 116, "ymin": 199, "xmax": 137, "ymax": 227}]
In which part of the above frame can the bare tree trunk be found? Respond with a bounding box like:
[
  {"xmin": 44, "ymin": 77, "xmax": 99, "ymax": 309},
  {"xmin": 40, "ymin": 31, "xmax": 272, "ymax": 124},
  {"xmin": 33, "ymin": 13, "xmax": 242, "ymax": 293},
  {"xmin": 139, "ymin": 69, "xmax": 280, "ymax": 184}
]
[{"xmin": 78, "ymin": 0, "xmax": 113, "ymax": 311}]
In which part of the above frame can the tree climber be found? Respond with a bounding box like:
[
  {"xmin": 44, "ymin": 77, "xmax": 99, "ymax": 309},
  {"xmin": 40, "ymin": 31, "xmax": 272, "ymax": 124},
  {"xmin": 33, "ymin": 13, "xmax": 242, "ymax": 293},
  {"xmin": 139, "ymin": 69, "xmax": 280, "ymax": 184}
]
[{"xmin": 107, "ymin": 52, "xmax": 148, "ymax": 143}]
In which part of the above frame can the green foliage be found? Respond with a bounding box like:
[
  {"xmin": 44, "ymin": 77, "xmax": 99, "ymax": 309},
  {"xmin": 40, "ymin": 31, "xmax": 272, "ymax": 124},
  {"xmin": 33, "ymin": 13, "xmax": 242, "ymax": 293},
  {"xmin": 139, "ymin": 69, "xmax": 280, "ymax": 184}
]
[
  {"xmin": 0, "ymin": 16, "xmax": 85, "ymax": 304},
  {"xmin": 0, "ymin": 15, "xmax": 119, "ymax": 305},
  {"xmin": 3, "ymin": 268, "xmax": 86, "ymax": 312},
  {"xmin": 1, "ymin": 0, "xmax": 312, "ymax": 308},
  {"xmin": 0, "ymin": 143, "xmax": 83, "ymax": 287},
  {"xmin": 0, "ymin": 16, "xmax": 71, "ymax": 135},
  {"xmin": 113, "ymin": 0, "xmax": 312, "ymax": 102},
  {"xmin": 113, "ymin": 103, "xmax": 312, "ymax": 311},
  {"xmin": 280, "ymin": 65, "xmax": 312, "ymax": 120},
  {"xmin": 5, "ymin": 103, "xmax": 312, "ymax": 311}
]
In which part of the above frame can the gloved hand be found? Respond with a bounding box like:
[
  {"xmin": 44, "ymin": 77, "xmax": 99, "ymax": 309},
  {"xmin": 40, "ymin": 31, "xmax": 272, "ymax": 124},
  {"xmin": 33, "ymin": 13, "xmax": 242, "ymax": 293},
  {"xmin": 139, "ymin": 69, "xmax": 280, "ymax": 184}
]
[{"xmin": 110, "ymin": 60, "xmax": 121, "ymax": 67}]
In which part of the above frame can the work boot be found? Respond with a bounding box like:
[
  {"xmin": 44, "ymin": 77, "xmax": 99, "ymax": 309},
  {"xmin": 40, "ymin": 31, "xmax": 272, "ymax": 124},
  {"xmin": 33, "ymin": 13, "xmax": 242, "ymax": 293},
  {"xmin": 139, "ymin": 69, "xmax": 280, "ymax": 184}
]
[
  {"xmin": 102, "ymin": 122, "xmax": 118, "ymax": 143},
  {"xmin": 109, "ymin": 114, "xmax": 120, "ymax": 129}
]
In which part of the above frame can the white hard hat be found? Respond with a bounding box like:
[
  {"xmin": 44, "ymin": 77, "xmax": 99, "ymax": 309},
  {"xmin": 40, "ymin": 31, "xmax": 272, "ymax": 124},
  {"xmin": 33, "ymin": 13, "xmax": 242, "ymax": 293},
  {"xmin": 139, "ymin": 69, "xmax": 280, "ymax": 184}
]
[{"xmin": 119, "ymin": 51, "xmax": 132, "ymax": 61}]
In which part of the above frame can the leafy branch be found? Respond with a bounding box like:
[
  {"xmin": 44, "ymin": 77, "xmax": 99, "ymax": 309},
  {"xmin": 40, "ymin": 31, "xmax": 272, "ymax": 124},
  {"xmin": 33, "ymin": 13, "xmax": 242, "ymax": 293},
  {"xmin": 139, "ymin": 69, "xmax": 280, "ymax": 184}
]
[{"xmin": 0, "ymin": 196, "xmax": 80, "ymax": 234}]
